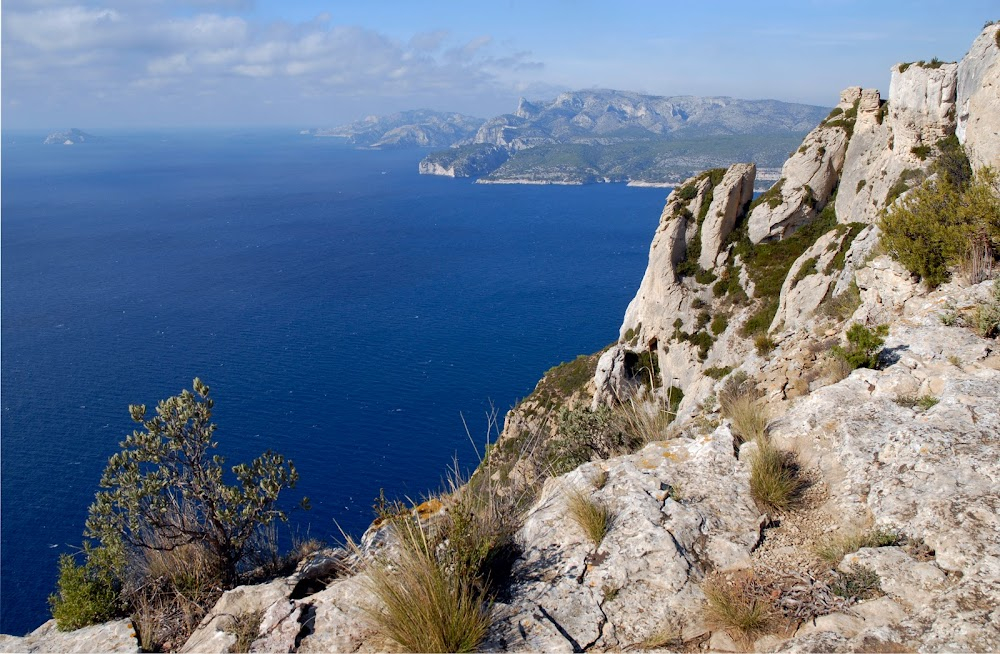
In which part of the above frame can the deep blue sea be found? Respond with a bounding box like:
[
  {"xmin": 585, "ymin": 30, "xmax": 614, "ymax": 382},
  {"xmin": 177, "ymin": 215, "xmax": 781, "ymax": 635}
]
[{"xmin": 0, "ymin": 130, "xmax": 666, "ymax": 635}]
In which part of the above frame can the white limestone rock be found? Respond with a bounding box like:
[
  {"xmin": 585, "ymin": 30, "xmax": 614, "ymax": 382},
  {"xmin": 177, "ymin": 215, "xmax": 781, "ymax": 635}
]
[
  {"xmin": 748, "ymin": 89, "xmax": 854, "ymax": 243},
  {"xmin": 0, "ymin": 620, "xmax": 138, "ymax": 653},
  {"xmin": 770, "ymin": 229, "xmax": 848, "ymax": 333},
  {"xmin": 836, "ymin": 61, "xmax": 958, "ymax": 226},
  {"xmin": 956, "ymin": 23, "xmax": 1000, "ymax": 167},
  {"xmin": 485, "ymin": 426, "xmax": 765, "ymax": 651},
  {"xmin": 698, "ymin": 163, "xmax": 756, "ymax": 270}
]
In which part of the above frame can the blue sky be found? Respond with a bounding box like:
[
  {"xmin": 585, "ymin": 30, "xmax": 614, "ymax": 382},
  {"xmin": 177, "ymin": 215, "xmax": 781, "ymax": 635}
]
[{"xmin": 2, "ymin": 0, "xmax": 996, "ymax": 128}]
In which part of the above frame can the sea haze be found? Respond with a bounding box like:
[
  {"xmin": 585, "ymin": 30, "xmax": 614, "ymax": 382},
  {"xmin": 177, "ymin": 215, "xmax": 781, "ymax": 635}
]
[{"xmin": 0, "ymin": 130, "xmax": 666, "ymax": 635}]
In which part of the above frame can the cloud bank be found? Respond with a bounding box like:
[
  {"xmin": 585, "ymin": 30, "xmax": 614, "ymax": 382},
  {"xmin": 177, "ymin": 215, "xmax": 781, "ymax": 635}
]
[{"xmin": 1, "ymin": 1, "xmax": 544, "ymax": 126}]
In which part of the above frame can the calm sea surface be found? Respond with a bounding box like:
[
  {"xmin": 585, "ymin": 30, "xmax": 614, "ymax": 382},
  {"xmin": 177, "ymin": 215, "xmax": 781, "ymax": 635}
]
[{"xmin": 0, "ymin": 130, "xmax": 666, "ymax": 634}]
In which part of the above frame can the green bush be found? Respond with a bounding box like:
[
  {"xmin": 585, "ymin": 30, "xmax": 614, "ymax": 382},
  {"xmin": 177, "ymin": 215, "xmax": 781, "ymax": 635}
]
[
  {"xmin": 880, "ymin": 169, "xmax": 1000, "ymax": 287},
  {"xmin": 704, "ymin": 366, "xmax": 733, "ymax": 380},
  {"xmin": 49, "ymin": 552, "xmax": 120, "ymax": 631},
  {"xmin": 675, "ymin": 184, "xmax": 697, "ymax": 201},
  {"xmin": 695, "ymin": 268, "xmax": 718, "ymax": 284},
  {"xmin": 831, "ymin": 324, "xmax": 888, "ymax": 370},
  {"xmin": 710, "ymin": 314, "xmax": 729, "ymax": 336},
  {"xmin": 86, "ymin": 379, "xmax": 300, "ymax": 588}
]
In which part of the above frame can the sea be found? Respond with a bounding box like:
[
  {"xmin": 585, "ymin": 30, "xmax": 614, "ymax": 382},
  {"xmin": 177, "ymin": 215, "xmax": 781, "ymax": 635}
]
[{"xmin": 0, "ymin": 129, "xmax": 667, "ymax": 635}]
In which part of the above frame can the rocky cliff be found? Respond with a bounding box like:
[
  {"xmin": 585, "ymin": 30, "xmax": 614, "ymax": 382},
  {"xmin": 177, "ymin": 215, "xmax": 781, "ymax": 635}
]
[{"xmin": 5, "ymin": 24, "xmax": 999, "ymax": 654}]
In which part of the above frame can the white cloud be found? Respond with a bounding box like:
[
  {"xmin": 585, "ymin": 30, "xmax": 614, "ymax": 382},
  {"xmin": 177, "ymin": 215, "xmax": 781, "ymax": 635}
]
[{"xmin": 1, "ymin": 2, "xmax": 543, "ymax": 125}]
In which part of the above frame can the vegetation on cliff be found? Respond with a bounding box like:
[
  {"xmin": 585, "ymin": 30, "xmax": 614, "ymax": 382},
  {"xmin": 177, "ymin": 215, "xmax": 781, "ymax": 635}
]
[
  {"xmin": 879, "ymin": 134, "xmax": 998, "ymax": 288},
  {"xmin": 50, "ymin": 379, "xmax": 303, "ymax": 648}
]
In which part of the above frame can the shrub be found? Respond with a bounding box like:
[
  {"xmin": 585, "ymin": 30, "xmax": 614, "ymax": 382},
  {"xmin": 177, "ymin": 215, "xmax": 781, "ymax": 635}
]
[
  {"xmin": 831, "ymin": 564, "xmax": 882, "ymax": 601},
  {"xmin": 710, "ymin": 314, "xmax": 729, "ymax": 336},
  {"xmin": 695, "ymin": 268, "xmax": 718, "ymax": 284},
  {"xmin": 910, "ymin": 144, "xmax": 932, "ymax": 161},
  {"xmin": 704, "ymin": 365, "xmax": 733, "ymax": 380},
  {"xmin": 856, "ymin": 179, "xmax": 867, "ymax": 192},
  {"xmin": 754, "ymin": 334, "xmax": 776, "ymax": 356},
  {"xmin": 973, "ymin": 281, "xmax": 1000, "ymax": 338},
  {"xmin": 831, "ymin": 323, "xmax": 888, "ymax": 370},
  {"xmin": 567, "ymin": 489, "xmax": 612, "ymax": 546},
  {"xmin": 792, "ymin": 257, "xmax": 818, "ymax": 285},
  {"xmin": 548, "ymin": 405, "xmax": 635, "ymax": 474},
  {"xmin": 881, "ymin": 164, "xmax": 998, "ymax": 288},
  {"xmin": 702, "ymin": 572, "xmax": 776, "ymax": 643},
  {"xmin": 49, "ymin": 552, "xmax": 121, "ymax": 631},
  {"xmin": 749, "ymin": 440, "xmax": 802, "ymax": 511},
  {"xmin": 816, "ymin": 528, "xmax": 900, "ymax": 563},
  {"xmin": 676, "ymin": 183, "xmax": 698, "ymax": 201},
  {"xmin": 894, "ymin": 394, "xmax": 940, "ymax": 410},
  {"xmin": 85, "ymin": 379, "xmax": 300, "ymax": 588}
]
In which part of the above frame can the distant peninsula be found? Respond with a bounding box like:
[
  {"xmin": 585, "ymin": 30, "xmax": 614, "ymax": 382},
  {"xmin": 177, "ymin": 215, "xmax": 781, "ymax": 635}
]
[
  {"xmin": 43, "ymin": 129, "xmax": 99, "ymax": 145},
  {"xmin": 316, "ymin": 90, "xmax": 830, "ymax": 186}
]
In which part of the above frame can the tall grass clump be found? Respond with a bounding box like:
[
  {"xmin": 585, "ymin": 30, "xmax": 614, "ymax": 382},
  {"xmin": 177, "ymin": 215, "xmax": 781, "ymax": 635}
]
[
  {"xmin": 748, "ymin": 439, "xmax": 803, "ymax": 512},
  {"xmin": 617, "ymin": 395, "xmax": 676, "ymax": 445},
  {"xmin": 567, "ymin": 489, "xmax": 612, "ymax": 546},
  {"xmin": 702, "ymin": 572, "xmax": 776, "ymax": 644},
  {"xmin": 361, "ymin": 420, "xmax": 523, "ymax": 654},
  {"xmin": 363, "ymin": 517, "xmax": 492, "ymax": 653},
  {"xmin": 719, "ymin": 373, "xmax": 768, "ymax": 444}
]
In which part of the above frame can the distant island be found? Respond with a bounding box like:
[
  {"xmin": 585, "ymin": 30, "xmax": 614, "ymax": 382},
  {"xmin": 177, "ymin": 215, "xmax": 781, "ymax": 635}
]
[
  {"xmin": 316, "ymin": 90, "xmax": 830, "ymax": 186},
  {"xmin": 43, "ymin": 128, "xmax": 99, "ymax": 145}
]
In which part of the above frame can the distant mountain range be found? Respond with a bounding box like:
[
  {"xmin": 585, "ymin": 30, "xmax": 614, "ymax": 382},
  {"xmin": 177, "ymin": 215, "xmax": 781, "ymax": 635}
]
[
  {"xmin": 305, "ymin": 109, "xmax": 483, "ymax": 148},
  {"xmin": 312, "ymin": 90, "xmax": 831, "ymax": 184}
]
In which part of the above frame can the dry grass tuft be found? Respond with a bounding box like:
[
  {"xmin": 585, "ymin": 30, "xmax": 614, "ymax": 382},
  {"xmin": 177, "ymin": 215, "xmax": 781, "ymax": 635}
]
[
  {"xmin": 566, "ymin": 489, "xmax": 612, "ymax": 546},
  {"xmin": 702, "ymin": 572, "xmax": 777, "ymax": 644},
  {"xmin": 719, "ymin": 376, "xmax": 768, "ymax": 444},
  {"xmin": 748, "ymin": 440, "xmax": 803, "ymax": 512},
  {"xmin": 226, "ymin": 609, "xmax": 264, "ymax": 653},
  {"xmin": 617, "ymin": 396, "xmax": 675, "ymax": 445},
  {"xmin": 815, "ymin": 527, "xmax": 900, "ymax": 563},
  {"xmin": 362, "ymin": 517, "xmax": 492, "ymax": 653}
]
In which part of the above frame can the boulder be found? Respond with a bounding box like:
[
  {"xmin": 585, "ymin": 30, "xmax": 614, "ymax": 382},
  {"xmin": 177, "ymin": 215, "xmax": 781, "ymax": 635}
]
[
  {"xmin": 0, "ymin": 619, "xmax": 138, "ymax": 653},
  {"xmin": 485, "ymin": 426, "xmax": 765, "ymax": 651}
]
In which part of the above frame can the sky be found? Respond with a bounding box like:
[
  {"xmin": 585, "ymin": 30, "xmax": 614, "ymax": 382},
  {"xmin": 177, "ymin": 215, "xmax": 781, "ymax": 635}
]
[{"xmin": 1, "ymin": 0, "xmax": 997, "ymax": 128}]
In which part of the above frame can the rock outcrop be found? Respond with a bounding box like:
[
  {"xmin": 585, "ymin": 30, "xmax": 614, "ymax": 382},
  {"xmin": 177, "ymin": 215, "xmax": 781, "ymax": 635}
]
[
  {"xmin": 957, "ymin": 24, "xmax": 1000, "ymax": 171},
  {"xmin": 747, "ymin": 88, "xmax": 856, "ymax": 243},
  {"xmin": 699, "ymin": 163, "xmax": 756, "ymax": 270},
  {"xmin": 0, "ymin": 619, "xmax": 138, "ymax": 653},
  {"xmin": 835, "ymin": 61, "xmax": 958, "ymax": 226}
]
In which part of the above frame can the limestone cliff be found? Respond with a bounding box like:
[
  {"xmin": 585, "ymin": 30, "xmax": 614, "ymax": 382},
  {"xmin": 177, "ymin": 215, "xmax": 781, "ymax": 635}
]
[{"xmin": 957, "ymin": 23, "xmax": 1000, "ymax": 170}]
